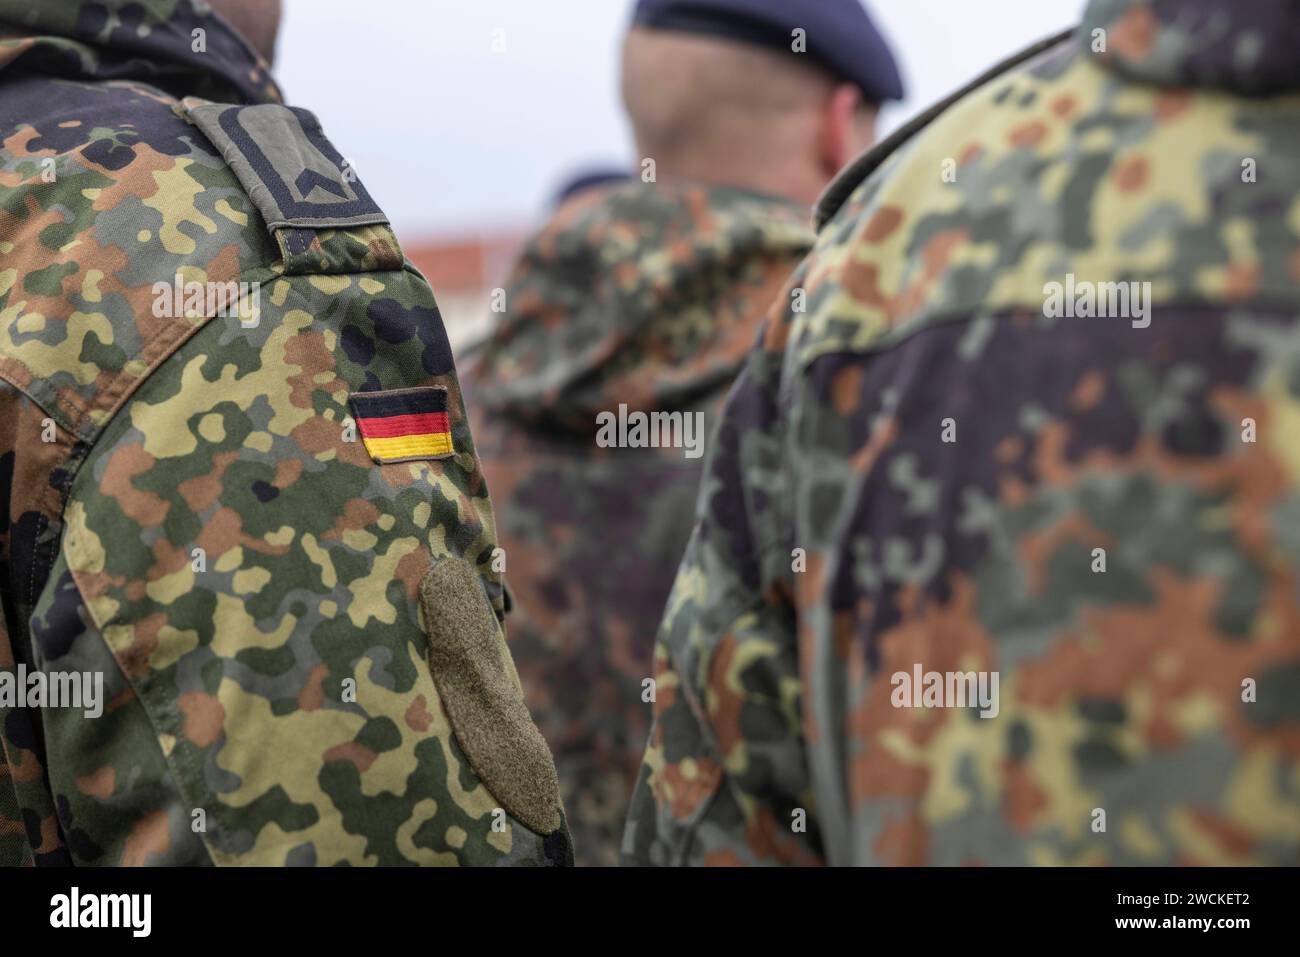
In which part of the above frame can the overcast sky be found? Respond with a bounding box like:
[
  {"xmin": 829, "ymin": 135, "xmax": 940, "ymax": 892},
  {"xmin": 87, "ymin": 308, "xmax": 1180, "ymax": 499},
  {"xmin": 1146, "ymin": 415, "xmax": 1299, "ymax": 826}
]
[{"xmin": 276, "ymin": 0, "xmax": 1082, "ymax": 238}]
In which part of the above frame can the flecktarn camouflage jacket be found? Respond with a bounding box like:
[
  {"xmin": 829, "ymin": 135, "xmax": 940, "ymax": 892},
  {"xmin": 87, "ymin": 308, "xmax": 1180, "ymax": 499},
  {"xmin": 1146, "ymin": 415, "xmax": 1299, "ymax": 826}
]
[
  {"xmin": 468, "ymin": 180, "xmax": 813, "ymax": 864},
  {"xmin": 625, "ymin": 0, "xmax": 1300, "ymax": 866},
  {"xmin": 0, "ymin": 0, "xmax": 571, "ymax": 867}
]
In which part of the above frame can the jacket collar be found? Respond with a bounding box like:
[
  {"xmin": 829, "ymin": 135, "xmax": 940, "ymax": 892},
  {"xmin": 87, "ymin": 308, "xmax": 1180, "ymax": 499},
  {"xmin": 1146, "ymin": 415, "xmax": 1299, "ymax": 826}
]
[{"xmin": 0, "ymin": 0, "xmax": 282, "ymax": 104}]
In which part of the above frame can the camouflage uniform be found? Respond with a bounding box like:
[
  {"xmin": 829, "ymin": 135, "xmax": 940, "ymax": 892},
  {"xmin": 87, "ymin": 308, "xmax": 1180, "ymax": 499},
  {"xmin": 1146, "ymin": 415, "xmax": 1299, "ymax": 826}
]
[
  {"xmin": 625, "ymin": 0, "xmax": 1300, "ymax": 866},
  {"xmin": 468, "ymin": 181, "xmax": 813, "ymax": 864},
  {"xmin": 0, "ymin": 0, "xmax": 571, "ymax": 866}
]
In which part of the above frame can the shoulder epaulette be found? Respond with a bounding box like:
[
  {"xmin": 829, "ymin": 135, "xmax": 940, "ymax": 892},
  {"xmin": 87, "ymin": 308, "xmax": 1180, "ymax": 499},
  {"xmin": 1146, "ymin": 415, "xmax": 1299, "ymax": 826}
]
[{"xmin": 180, "ymin": 98, "xmax": 402, "ymax": 274}]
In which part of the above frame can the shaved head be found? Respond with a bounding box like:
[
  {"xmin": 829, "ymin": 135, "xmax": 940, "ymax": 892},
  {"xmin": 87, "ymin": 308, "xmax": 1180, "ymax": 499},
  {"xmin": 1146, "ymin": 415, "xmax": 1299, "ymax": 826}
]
[
  {"xmin": 209, "ymin": 0, "xmax": 283, "ymax": 65},
  {"xmin": 621, "ymin": 27, "xmax": 878, "ymax": 204},
  {"xmin": 624, "ymin": 28, "xmax": 831, "ymax": 157}
]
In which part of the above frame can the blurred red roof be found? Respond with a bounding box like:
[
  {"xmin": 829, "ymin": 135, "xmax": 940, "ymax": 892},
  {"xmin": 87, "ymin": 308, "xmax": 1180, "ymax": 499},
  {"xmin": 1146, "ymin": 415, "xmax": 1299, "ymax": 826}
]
[
  {"xmin": 404, "ymin": 232, "xmax": 526, "ymax": 297},
  {"xmin": 402, "ymin": 231, "xmax": 527, "ymax": 348}
]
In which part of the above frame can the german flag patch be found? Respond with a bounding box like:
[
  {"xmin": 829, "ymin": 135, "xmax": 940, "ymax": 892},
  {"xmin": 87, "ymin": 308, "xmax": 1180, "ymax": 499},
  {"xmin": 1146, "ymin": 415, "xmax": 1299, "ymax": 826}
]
[{"xmin": 350, "ymin": 387, "xmax": 454, "ymax": 464}]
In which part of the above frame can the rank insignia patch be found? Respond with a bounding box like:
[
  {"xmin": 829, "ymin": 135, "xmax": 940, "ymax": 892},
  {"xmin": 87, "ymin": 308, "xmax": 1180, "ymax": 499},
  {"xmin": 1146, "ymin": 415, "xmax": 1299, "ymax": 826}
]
[{"xmin": 350, "ymin": 387, "xmax": 454, "ymax": 464}]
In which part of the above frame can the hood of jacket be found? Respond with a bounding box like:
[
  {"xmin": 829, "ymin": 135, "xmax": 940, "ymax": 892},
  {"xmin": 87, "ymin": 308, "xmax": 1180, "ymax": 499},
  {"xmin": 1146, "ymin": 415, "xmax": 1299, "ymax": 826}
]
[
  {"xmin": 469, "ymin": 179, "xmax": 814, "ymax": 433},
  {"xmin": 0, "ymin": 0, "xmax": 281, "ymax": 104},
  {"xmin": 1083, "ymin": 0, "xmax": 1300, "ymax": 96}
]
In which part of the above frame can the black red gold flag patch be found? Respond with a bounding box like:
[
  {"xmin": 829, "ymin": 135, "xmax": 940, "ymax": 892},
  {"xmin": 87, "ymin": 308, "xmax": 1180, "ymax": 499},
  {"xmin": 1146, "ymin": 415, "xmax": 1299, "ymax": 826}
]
[{"xmin": 350, "ymin": 387, "xmax": 454, "ymax": 464}]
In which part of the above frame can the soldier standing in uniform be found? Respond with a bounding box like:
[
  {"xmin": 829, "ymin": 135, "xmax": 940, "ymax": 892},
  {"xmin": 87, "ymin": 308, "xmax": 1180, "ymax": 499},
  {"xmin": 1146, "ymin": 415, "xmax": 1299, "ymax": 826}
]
[
  {"xmin": 625, "ymin": 0, "xmax": 1300, "ymax": 865},
  {"xmin": 0, "ymin": 0, "xmax": 572, "ymax": 866},
  {"xmin": 469, "ymin": 0, "xmax": 903, "ymax": 865}
]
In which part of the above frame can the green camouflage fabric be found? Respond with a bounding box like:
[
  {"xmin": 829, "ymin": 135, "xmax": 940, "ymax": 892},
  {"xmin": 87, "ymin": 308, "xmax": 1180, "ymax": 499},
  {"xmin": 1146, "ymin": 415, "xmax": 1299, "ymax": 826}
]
[
  {"xmin": 0, "ymin": 0, "xmax": 571, "ymax": 866},
  {"xmin": 625, "ymin": 0, "xmax": 1300, "ymax": 866},
  {"xmin": 468, "ymin": 181, "xmax": 813, "ymax": 864}
]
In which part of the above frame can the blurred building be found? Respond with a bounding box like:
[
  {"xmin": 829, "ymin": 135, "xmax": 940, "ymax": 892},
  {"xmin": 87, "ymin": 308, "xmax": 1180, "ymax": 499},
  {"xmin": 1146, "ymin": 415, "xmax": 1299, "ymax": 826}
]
[{"xmin": 405, "ymin": 232, "xmax": 526, "ymax": 351}]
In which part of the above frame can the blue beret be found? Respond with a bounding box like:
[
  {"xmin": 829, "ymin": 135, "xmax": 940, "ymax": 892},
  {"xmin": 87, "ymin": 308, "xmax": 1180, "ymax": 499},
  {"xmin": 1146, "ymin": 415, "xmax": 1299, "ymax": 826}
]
[
  {"xmin": 632, "ymin": 0, "xmax": 904, "ymax": 103},
  {"xmin": 553, "ymin": 168, "xmax": 630, "ymax": 206}
]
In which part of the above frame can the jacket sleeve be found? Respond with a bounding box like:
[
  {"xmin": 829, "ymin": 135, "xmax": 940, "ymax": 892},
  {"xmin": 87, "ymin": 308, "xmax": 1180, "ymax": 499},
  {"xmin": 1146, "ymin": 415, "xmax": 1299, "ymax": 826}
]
[
  {"xmin": 622, "ymin": 287, "xmax": 826, "ymax": 867},
  {"xmin": 30, "ymin": 260, "xmax": 572, "ymax": 866}
]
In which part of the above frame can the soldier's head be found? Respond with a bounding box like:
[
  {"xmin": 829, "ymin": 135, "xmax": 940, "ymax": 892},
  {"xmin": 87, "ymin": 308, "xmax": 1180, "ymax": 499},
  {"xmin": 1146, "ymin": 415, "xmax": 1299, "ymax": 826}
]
[
  {"xmin": 210, "ymin": 0, "xmax": 283, "ymax": 65},
  {"xmin": 623, "ymin": 0, "xmax": 903, "ymax": 205}
]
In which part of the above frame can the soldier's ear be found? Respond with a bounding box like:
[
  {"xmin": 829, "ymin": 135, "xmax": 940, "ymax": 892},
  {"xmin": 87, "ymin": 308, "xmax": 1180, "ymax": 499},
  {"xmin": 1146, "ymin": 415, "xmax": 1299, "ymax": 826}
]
[{"xmin": 818, "ymin": 84, "xmax": 875, "ymax": 179}]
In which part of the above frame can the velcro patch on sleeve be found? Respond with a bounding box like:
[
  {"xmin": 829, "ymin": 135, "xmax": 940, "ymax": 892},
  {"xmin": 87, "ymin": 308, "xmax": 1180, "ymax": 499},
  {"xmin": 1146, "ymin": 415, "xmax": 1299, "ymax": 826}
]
[
  {"xmin": 350, "ymin": 387, "xmax": 454, "ymax": 464},
  {"xmin": 419, "ymin": 557, "xmax": 566, "ymax": 840}
]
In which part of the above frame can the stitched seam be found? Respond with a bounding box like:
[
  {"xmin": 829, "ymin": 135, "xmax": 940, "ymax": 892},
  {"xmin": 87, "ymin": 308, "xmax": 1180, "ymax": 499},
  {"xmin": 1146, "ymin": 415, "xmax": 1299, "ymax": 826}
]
[
  {"xmin": 0, "ymin": 263, "xmax": 282, "ymax": 445},
  {"xmin": 62, "ymin": 525, "xmax": 217, "ymax": 867}
]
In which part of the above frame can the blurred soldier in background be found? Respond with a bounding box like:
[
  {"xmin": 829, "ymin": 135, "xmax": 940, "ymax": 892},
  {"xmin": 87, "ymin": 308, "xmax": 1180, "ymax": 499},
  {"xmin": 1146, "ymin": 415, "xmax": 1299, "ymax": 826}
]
[
  {"xmin": 0, "ymin": 0, "xmax": 570, "ymax": 866},
  {"xmin": 626, "ymin": 0, "xmax": 1300, "ymax": 865},
  {"xmin": 469, "ymin": 0, "xmax": 903, "ymax": 864}
]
